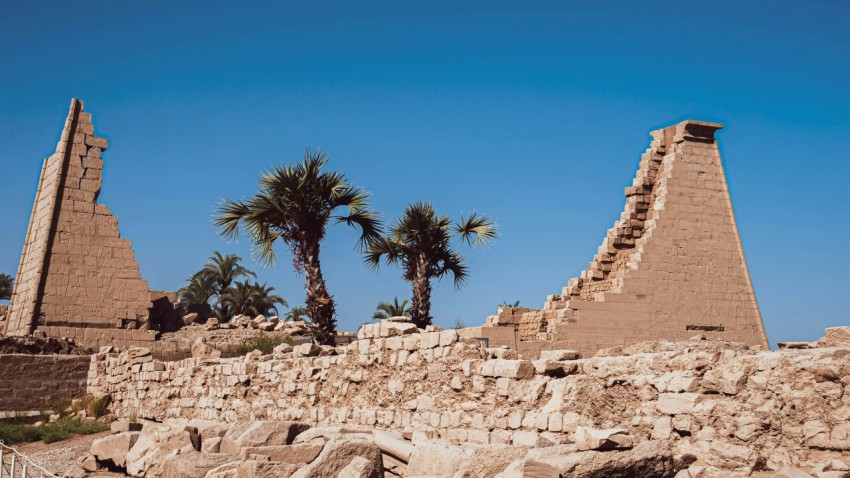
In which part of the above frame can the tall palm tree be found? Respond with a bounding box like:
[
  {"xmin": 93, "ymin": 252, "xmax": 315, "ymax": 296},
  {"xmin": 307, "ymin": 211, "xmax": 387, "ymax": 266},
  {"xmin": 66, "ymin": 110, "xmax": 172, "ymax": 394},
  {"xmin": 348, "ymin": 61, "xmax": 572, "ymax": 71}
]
[
  {"xmin": 0, "ymin": 274, "xmax": 13, "ymax": 301},
  {"xmin": 198, "ymin": 252, "xmax": 256, "ymax": 319},
  {"xmin": 220, "ymin": 281, "xmax": 288, "ymax": 317},
  {"xmin": 365, "ymin": 202, "xmax": 497, "ymax": 328},
  {"xmin": 372, "ymin": 297, "xmax": 411, "ymax": 321},
  {"xmin": 284, "ymin": 306, "xmax": 309, "ymax": 322},
  {"xmin": 177, "ymin": 271, "xmax": 216, "ymax": 308},
  {"xmin": 216, "ymin": 149, "xmax": 382, "ymax": 345}
]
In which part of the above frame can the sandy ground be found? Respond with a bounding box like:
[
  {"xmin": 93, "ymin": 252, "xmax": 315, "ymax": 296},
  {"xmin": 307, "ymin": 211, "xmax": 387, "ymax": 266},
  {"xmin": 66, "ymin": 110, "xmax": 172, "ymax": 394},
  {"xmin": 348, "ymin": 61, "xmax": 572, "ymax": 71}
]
[{"xmin": 16, "ymin": 431, "xmax": 123, "ymax": 477}]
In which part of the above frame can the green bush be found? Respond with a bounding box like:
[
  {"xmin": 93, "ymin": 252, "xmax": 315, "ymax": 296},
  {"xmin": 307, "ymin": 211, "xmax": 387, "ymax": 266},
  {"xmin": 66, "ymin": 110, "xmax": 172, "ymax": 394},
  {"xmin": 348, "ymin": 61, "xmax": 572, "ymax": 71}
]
[
  {"xmin": 224, "ymin": 333, "xmax": 295, "ymax": 357},
  {"xmin": 71, "ymin": 394, "xmax": 111, "ymax": 418},
  {"xmin": 0, "ymin": 416, "xmax": 108, "ymax": 445}
]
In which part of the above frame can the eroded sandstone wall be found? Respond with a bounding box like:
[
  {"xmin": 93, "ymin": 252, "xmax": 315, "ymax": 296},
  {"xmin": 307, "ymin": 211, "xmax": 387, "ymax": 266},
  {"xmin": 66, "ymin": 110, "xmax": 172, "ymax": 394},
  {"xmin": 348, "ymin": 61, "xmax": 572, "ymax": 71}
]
[
  {"xmin": 482, "ymin": 120, "xmax": 769, "ymax": 358},
  {"xmin": 0, "ymin": 354, "xmax": 90, "ymax": 411},
  {"xmin": 88, "ymin": 326, "xmax": 850, "ymax": 471},
  {"xmin": 5, "ymin": 99, "xmax": 153, "ymax": 341}
]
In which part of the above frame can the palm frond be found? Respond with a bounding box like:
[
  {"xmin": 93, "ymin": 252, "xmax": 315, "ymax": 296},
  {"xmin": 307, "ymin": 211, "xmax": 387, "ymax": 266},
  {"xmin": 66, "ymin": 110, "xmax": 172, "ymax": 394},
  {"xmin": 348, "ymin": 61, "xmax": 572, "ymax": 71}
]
[{"xmin": 455, "ymin": 212, "xmax": 498, "ymax": 246}]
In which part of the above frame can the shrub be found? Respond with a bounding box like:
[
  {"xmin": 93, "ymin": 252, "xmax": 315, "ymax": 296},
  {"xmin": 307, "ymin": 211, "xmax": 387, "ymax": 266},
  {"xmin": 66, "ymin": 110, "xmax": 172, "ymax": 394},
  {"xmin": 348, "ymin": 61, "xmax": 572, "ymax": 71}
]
[
  {"xmin": 224, "ymin": 333, "xmax": 295, "ymax": 357},
  {"xmin": 0, "ymin": 416, "xmax": 108, "ymax": 445},
  {"xmin": 71, "ymin": 394, "xmax": 111, "ymax": 418}
]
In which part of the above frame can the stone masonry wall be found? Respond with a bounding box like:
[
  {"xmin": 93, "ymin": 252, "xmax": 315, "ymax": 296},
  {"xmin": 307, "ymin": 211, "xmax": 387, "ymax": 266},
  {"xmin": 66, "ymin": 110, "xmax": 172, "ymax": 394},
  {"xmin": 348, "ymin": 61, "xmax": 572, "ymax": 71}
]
[
  {"xmin": 480, "ymin": 120, "xmax": 770, "ymax": 358},
  {"xmin": 0, "ymin": 354, "xmax": 90, "ymax": 412},
  {"xmin": 88, "ymin": 325, "xmax": 850, "ymax": 471},
  {"xmin": 5, "ymin": 99, "xmax": 153, "ymax": 339}
]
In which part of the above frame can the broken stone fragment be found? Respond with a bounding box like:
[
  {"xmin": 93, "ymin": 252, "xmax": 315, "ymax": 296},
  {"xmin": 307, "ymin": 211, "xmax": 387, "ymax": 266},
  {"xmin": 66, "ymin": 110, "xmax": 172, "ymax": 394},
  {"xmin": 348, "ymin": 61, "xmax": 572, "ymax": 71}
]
[
  {"xmin": 219, "ymin": 421, "xmax": 310, "ymax": 455},
  {"xmin": 290, "ymin": 436, "xmax": 383, "ymax": 478},
  {"xmin": 814, "ymin": 326, "xmax": 850, "ymax": 348},
  {"xmin": 90, "ymin": 431, "xmax": 139, "ymax": 468},
  {"xmin": 573, "ymin": 426, "xmax": 633, "ymax": 451},
  {"xmin": 159, "ymin": 451, "xmax": 235, "ymax": 478},
  {"xmin": 293, "ymin": 343, "xmax": 321, "ymax": 358},
  {"xmin": 539, "ymin": 349, "xmax": 580, "ymax": 361}
]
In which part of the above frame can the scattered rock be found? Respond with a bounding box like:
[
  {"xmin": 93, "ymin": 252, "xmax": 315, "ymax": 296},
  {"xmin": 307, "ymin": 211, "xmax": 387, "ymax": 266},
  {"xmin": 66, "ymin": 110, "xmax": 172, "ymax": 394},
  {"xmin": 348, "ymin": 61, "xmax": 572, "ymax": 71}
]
[
  {"xmin": 574, "ymin": 426, "xmax": 633, "ymax": 451},
  {"xmin": 90, "ymin": 431, "xmax": 139, "ymax": 468}
]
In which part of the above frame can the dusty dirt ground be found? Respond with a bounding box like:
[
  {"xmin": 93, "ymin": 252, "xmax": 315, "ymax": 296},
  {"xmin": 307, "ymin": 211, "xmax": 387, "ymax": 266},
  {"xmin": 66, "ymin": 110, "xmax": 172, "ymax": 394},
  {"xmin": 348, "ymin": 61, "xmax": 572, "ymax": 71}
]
[{"xmin": 17, "ymin": 431, "xmax": 123, "ymax": 477}]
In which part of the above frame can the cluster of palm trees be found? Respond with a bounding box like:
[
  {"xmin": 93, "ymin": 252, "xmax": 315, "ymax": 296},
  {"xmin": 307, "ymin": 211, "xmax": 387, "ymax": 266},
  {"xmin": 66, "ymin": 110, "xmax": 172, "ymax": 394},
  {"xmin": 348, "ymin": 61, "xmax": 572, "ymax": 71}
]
[
  {"xmin": 0, "ymin": 273, "xmax": 13, "ymax": 301},
  {"xmin": 177, "ymin": 252, "xmax": 290, "ymax": 319},
  {"xmin": 371, "ymin": 297, "xmax": 411, "ymax": 321},
  {"xmin": 215, "ymin": 149, "xmax": 497, "ymax": 345}
]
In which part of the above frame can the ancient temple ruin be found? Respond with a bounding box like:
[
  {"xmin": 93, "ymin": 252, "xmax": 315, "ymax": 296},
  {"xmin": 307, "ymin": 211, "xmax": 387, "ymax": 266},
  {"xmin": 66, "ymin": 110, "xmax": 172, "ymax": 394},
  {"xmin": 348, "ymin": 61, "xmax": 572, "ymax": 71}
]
[
  {"xmin": 4, "ymin": 99, "xmax": 160, "ymax": 347},
  {"xmin": 475, "ymin": 120, "xmax": 770, "ymax": 357}
]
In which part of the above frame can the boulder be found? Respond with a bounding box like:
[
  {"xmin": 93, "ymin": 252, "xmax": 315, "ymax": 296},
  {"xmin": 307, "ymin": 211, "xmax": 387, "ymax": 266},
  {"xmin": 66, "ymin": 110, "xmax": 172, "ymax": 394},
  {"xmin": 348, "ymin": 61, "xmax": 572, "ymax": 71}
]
[
  {"xmin": 574, "ymin": 426, "xmax": 633, "ymax": 451},
  {"xmin": 292, "ymin": 343, "xmax": 320, "ymax": 358},
  {"xmin": 182, "ymin": 313, "xmax": 199, "ymax": 326},
  {"xmin": 219, "ymin": 421, "xmax": 310, "ymax": 455},
  {"xmin": 126, "ymin": 423, "xmax": 195, "ymax": 477},
  {"xmin": 90, "ymin": 431, "xmax": 139, "ymax": 468},
  {"xmin": 192, "ymin": 338, "xmax": 222, "ymax": 359},
  {"xmin": 495, "ymin": 459, "xmax": 559, "ymax": 478},
  {"xmin": 527, "ymin": 440, "xmax": 674, "ymax": 478},
  {"xmin": 380, "ymin": 320, "xmax": 418, "ymax": 337},
  {"xmin": 291, "ymin": 437, "xmax": 383, "ymax": 478},
  {"xmin": 160, "ymin": 452, "xmax": 236, "ymax": 478},
  {"xmin": 238, "ymin": 443, "xmax": 324, "ymax": 463},
  {"xmin": 815, "ymin": 327, "xmax": 850, "ymax": 348},
  {"xmin": 406, "ymin": 440, "xmax": 528, "ymax": 478},
  {"xmin": 539, "ymin": 349, "xmax": 580, "ymax": 361},
  {"xmin": 111, "ymin": 419, "xmax": 143, "ymax": 433},
  {"xmin": 78, "ymin": 454, "xmax": 99, "ymax": 472},
  {"xmin": 236, "ymin": 460, "xmax": 300, "ymax": 478}
]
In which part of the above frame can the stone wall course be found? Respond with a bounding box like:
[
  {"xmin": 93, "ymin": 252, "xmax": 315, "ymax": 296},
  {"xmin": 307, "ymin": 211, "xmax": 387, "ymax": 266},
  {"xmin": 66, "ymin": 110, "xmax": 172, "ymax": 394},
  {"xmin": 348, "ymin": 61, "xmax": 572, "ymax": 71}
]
[{"xmin": 87, "ymin": 327, "xmax": 850, "ymax": 470}]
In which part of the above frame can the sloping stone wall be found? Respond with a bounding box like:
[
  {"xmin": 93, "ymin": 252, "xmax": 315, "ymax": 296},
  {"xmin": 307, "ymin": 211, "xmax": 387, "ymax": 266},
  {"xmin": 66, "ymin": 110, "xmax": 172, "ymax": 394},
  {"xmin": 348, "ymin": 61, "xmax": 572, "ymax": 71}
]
[
  {"xmin": 88, "ymin": 326, "xmax": 850, "ymax": 471},
  {"xmin": 0, "ymin": 354, "xmax": 90, "ymax": 411},
  {"xmin": 481, "ymin": 120, "xmax": 769, "ymax": 358},
  {"xmin": 6, "ymin": 99, "xmax": 153, "ymax": 338}
]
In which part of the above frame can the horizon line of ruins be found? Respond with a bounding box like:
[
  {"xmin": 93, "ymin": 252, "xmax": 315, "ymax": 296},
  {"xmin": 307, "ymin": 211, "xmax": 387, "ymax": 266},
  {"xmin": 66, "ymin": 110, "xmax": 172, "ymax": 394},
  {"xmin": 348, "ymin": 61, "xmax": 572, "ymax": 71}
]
[{"xmin": 1, "ymin": 98, "xmax": 768, "ymax": 360}]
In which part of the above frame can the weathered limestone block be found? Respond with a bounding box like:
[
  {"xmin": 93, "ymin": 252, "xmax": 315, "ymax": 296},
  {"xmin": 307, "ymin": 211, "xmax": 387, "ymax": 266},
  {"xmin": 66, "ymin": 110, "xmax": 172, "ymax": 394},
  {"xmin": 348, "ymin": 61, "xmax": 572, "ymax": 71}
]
[
  {"xmin": 573, "ymin": 426, "xmax": 633, "ymax": 451},
  {"xmin": 815, "ymin": 327, "xmax": 850, "ymax": 348},
  {"xmin": 407, "ymin": 440, "xmax": 528, "ymax": 478},
  {"xmin": 90, "ymin": 431, "xmax": 139, "ymax": 468},
  {"xmin": 656, "ymin": 393, "xmax": 700, "ymax": 415},
  {"xmin": 480, "ymin": 359, "xmax": 535, "ymax": 379},
  {"xmin": 290, "ymin": 437, "xmax": 383, "ymax": 478},
  {"xmin": 219, "ymin": 421, "xmax": 310, "ymax": 455},
  {"xmin": 126, "ymin": 423, "xmax": 195, "ymax": 477},
  {"xmin": 539, "ymin": 350, "xmax": 579, "ymax": 361},
  {"xmin": 160, "ymin": 452, "xmax": 236, "ymax": 478},
  {"xmin": 521, "ymin": 440, "xmax": 674, "ymax": 478}
]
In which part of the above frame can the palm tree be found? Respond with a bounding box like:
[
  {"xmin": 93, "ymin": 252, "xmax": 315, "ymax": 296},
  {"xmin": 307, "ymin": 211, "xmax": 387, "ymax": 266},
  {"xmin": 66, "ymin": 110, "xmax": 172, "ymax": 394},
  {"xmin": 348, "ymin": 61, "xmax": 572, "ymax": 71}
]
[
  {"xmin": 216, "ymin": 149, "xmax": 382, "ymax": 345},
  {"xmin": 198, "ymin": 252, "xmax": 257, "ymax": 319},
  {"xmin": 372, "ymin": 297, "xmax": 411, "ymax": 321},
  {"xmin": 177, "ymin": 271, "xmax": 216, "ymax": 308},
  {"xmin": 365, "ymin": 202, "xmax": 497, "ymax": 328},
  {"xmin": 284, "ymin": 306, "xmax": 309, "ymax": 322},
  {"xmin": 0, "ymin": 274, "xmax": 13, "ymax": 300},
  {"xmin": 499, "ymin": 300, "xmax": 521, "ymax": 308},
  {"xmin": 220, "ymin": 281, "xmax": 288, "ymax": 318}
]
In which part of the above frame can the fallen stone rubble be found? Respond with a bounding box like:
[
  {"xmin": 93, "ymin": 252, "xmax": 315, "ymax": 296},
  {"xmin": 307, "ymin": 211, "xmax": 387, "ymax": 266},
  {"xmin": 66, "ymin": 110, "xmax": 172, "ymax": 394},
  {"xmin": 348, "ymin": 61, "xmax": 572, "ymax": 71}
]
[
  {"xmin": 84, "ymin": 324, "xmax": 850, "ymax": 477},
  {"xmin": 80, "ymin": 418, "xmax": 684, "ymax": 477}
]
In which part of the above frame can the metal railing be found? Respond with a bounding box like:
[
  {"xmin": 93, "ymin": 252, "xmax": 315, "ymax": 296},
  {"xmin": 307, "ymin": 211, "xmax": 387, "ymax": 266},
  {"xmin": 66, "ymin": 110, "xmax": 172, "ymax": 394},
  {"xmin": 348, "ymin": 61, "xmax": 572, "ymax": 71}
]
[{"xmin": 0, "ymin": 441, "xmax": 58, "ymax": 478}]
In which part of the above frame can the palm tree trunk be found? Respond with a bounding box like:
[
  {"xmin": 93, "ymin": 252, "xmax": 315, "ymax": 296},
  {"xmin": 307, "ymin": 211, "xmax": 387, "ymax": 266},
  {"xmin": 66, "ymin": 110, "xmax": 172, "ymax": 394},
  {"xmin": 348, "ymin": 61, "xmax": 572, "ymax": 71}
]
[
  {"xmin": 301, "ymin": 240, "xmax": 336, "ymax": 345},
  {"xmin": 410, "ymin": 254, "xmax": 432, "ymax": 328}
]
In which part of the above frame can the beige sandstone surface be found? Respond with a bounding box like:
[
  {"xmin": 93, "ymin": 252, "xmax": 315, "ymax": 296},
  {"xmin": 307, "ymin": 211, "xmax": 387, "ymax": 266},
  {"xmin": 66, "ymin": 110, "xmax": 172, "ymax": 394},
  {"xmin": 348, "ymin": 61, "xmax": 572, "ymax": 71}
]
[{"xmin": 81, "ymin": 323, "xmax": 850, "ymax": 477}]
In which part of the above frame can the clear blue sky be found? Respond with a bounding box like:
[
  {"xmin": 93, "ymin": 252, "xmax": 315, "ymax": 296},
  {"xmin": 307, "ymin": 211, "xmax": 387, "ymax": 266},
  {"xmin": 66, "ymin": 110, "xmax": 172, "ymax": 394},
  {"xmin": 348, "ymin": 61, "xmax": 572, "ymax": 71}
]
[{"xmin": 1, "ymin": 1, "xmax": 848, "ymax": 345}]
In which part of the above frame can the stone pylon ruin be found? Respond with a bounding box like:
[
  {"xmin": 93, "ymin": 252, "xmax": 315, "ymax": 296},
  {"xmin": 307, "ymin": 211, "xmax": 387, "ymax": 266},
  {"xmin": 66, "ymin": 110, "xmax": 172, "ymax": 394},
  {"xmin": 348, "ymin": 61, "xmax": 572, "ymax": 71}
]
[
  {"xmin": 478, "ymin": 120, "xmax": 770, "ymax": 357},
  {"xmin": 5, "ymin": 99, "xmax": 156, "ymax": 343}
]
